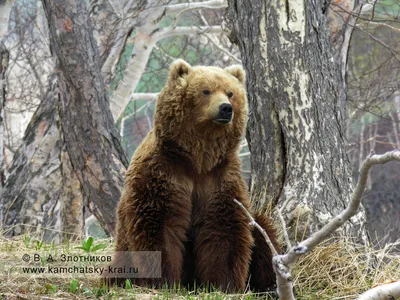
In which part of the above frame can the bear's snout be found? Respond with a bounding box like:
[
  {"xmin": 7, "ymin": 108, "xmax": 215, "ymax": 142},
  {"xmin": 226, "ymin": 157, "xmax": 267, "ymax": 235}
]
[{"xmin": 215, "ymin": 103, "xmax": 233, "ymax": 124}]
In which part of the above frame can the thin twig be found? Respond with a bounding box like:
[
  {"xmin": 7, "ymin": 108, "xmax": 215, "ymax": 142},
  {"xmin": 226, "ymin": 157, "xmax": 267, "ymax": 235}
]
[{"xmin": 233, "ymin": 199, "xmax": 278, "ymax": 256}]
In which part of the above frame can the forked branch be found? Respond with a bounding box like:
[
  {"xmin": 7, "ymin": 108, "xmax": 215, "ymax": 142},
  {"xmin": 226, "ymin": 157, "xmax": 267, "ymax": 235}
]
[{"xmin": 235, "ymin": 150, "xmax": 400, "ymax": 299}]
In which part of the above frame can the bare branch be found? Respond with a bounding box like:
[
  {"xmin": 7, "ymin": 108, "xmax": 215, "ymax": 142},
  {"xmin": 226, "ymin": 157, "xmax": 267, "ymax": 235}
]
[
  {"xmin": 197, "ymin": 9, "xmax": 241, "ymax": 63},
  {"xmin": 360, "ymin": 20, "xmax": 400, "ymax": 34},
  {"xmin": 204, "ymin": 33, "xmax": 241, "ymax": 63},
  {"xmin": 238, "ymin": 151, "xmax": 250, "ymax": 157},
  {"xmin": 130, "ymin": 93, "xmax": 159, "ymax": 101},
  {"xmin": 153, "ymin": 25, "xmax": 223, "ymax": 41},
  {"xmin": 355, "ymin": 27, "xmax": 400, "ymax": 63},
  {"xmin": 171, "ymin": 0, "xmax": 227, "ymax": 27},
  {"xmin": 164, "ymin": 0, "xmax": 227, "ymax": 15}
]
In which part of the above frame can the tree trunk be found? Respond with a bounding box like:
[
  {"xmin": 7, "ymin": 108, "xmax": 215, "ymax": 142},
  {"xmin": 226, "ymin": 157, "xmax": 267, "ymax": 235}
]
[
  {"xmin": 1, "ymin": 0, "xmax": 128, "ymax": 240},
  {"xmin": 0, "ymin": 0, "xmax": 13, "ymax": 221},
  {"xmin": 226, "ymin": 0, "xmax": 367, "ymax": 242},
  {"xmin": 1, "ymin": 75, "xmax": 63, "ymax": 239},
  {"xmin": 0, "ymin": 45, "xmax": 8, "ymax": 202}
]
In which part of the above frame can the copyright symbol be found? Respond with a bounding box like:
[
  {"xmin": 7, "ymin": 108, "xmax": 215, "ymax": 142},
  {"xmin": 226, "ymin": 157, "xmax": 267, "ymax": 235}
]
[{"xmin": 22, "ymin": 254, "xmax": 30, "ymax": 262}]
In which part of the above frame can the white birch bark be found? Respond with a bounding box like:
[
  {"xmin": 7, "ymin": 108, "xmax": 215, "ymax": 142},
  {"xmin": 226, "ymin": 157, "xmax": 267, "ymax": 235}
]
[{"xmin": 226, "ymin": 0, "xmax": 367, "ymax": 241}]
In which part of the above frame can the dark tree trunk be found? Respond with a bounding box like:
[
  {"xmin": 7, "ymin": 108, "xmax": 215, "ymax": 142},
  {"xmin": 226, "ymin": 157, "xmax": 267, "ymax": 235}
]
[
  {"xmin": 43, "ymin": 0, "xmax": 129, "ymax": 235},
  {"xmin": 1, "ymin": 0, "xmax": 128, "ymax": 240},
  {"xmin": 0, "ymin": 45, "xmax": 8, "ymax": 201},
  {"xmin": 226, "ymin": 1, "xmax": 367, "ymax": 241}
]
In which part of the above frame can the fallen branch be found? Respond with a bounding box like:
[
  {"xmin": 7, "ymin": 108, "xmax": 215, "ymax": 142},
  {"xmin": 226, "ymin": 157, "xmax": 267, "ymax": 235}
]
[{"xmin": 358, "ymin": 280, "xmax": 400, "ymax": 300}]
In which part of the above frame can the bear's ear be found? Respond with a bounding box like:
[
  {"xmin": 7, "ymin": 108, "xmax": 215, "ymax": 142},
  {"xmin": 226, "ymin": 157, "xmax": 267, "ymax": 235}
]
[
  {"xmin": 224, "ymin": 65, "xmax": 246, "ymax": 85},
  {"xmin": 168, "ymin": 59, "xmax": 192, "ymax": 85}
]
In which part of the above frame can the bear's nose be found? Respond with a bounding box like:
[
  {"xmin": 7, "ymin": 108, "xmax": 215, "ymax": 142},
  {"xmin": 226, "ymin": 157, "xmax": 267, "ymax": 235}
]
[{"xmin": 218, "ymin": 103, "xmax": 233, "ymax": 120}]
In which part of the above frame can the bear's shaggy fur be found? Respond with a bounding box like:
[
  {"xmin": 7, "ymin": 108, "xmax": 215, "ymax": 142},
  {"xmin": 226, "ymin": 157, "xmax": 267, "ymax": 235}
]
[{"xmin": 104, "ymin": 60, "xmax": 279, "ymax": 292}]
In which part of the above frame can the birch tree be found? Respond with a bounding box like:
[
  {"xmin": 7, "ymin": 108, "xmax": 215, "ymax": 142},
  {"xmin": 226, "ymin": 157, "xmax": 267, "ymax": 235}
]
[
  {"xmin": 226, "ymin": 0, "xmax": 367, "ymax": 241},
  {"xmin": 109, "ymin": 0, "xmax": 227, "ymax": 120}
]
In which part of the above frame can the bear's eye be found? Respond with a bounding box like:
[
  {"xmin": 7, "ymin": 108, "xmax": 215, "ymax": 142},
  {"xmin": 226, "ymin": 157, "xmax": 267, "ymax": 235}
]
[
  {"xmin": 227, "ymin": 92, "xmax": 234, "ymax": 98},
  {"xmin": 203, "ymin": 90, "xmax": 211, "ymax": 96}
]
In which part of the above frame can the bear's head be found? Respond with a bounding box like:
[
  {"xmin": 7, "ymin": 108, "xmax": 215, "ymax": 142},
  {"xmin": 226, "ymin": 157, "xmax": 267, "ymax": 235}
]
[{"xmin": 154, "ymin": 59, "xmax": 248, "ymax": 160}]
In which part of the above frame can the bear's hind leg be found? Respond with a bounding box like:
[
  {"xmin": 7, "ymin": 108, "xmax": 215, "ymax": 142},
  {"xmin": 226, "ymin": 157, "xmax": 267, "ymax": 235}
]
[{"xmin": 193, "ymin": 198, "xmax": 253, "ymax": 293}]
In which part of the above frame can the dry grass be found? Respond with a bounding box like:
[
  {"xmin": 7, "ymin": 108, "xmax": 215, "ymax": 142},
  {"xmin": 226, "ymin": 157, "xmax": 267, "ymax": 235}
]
[
  {"xmin": 0, "ymin": 233, "xmax": 399, "ymax": 300},
  {"xmin": 294, "ymin": 238, "xmax": 400, "ymax": 299}
]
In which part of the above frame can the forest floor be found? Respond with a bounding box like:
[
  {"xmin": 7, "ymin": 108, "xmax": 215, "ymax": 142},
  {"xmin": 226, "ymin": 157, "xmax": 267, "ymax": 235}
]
[{"xmin": 0, "ymin": 233, "xmax": 399, "ymax": 300}]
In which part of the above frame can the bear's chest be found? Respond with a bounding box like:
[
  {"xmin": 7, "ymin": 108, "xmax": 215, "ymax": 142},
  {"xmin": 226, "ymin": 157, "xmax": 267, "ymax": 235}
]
[
  {"xmin": 189, "ymin": 170, "xmax": 225, "ymax": 225},
  {"xmin": 191, "ymin": 174, "xmax": 216, "ymax": 205}
]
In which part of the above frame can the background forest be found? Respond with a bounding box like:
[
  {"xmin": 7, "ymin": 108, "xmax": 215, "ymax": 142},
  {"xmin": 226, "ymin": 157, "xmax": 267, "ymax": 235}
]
[{"xmin": 0, "ymin": 0, "xmax": 399, "ymax": 299}]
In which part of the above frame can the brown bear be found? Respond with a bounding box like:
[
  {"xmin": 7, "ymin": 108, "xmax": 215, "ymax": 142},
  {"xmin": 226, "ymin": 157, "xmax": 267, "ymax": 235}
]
[{"xmin": 104, "ymin": 59, "xmax": 279, "ymax": 292}]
